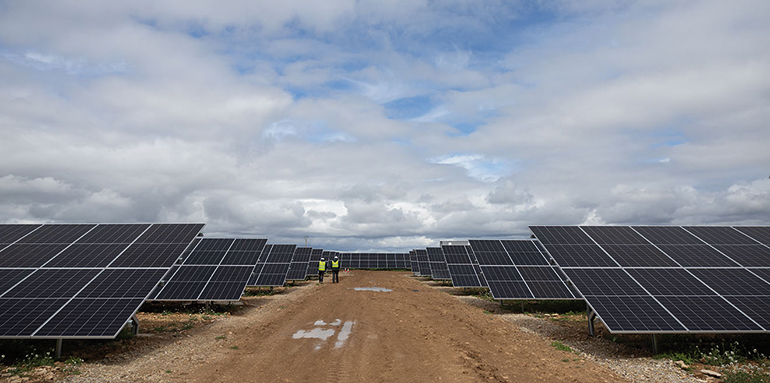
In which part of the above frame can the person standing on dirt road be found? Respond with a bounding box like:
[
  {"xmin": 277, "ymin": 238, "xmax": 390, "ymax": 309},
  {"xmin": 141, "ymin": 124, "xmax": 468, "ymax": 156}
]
[
  {"xmin": 318, "ymin": 257, "xmax": 327, "ymax": 284},
  {"xmin": 331, "ymin": 255, "xmax": 340, "ymax": 283}
]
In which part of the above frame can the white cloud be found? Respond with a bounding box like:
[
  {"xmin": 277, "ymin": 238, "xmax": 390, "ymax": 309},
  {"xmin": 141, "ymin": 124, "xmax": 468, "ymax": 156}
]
[{"xmin": 0, "ymin": 0, "xmax": 769, "ymax": 250}]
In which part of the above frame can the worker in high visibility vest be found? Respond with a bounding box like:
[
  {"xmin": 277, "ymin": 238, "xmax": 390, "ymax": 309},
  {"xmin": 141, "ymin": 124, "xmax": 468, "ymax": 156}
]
[
  {"xmin": 331, "ymin": 255, "xmax": 341, "ymax": 283},
  {"xmin": 318, "ymin": 257, "xmax": 327, "ymax": 284}
]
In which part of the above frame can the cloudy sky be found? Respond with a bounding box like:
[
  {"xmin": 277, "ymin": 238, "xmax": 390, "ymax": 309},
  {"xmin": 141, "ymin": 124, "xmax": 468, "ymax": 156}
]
[{"xmin": 1, "ymin": 1, "xmax": 769, "ymax": 251}]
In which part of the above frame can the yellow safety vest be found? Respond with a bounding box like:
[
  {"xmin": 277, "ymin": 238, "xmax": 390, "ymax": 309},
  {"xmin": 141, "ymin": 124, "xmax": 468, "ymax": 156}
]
[
  {"xmin": 318, "ymin": 261, "xmax": 326, "ymax": 271},
  {"xmin": 332, "ymin": 260, "xmax": 340, "ymax": 268}
]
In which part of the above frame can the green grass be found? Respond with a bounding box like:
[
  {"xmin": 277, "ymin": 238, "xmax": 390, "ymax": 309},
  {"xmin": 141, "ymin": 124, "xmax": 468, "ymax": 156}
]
[
  {"xmin": 215, "ymin": 335, "xmax": 226, "ymax": 340},
  {"xmin": 230, "ymin": 346, "xmax": 239, "ymax": 350},
  {"xmin": 722, "ymin": 366, "xmax": 770, "ymax": 383},
  {"xmin": 551, "ymin": 341, "xmax": 574, "ymax": 353}
]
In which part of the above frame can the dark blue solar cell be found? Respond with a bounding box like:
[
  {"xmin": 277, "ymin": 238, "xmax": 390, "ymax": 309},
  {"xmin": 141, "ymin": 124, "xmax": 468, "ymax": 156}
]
[
  {"xmin": 564, "ymin": 269, "xmax": 647, "ymax": 296},
  {"xmin": 76, "ymin": 224, "xmax": 150, "ymax": 244},
  {"xmin": 35, "ymin": 298, "xmax": 145, "ymax": 337},
  {"xmin": 17, "ymin": 224, "xmax": 95, "ymax": 244},
  {"xmin": 582, "ymin": 226, "xmax": 651, "ymax": 245},
  {"xmin": 712, "ymin": 245, "xmax": 770, "ymax": 267},
  {"xmin": 0, "ymin": 244, "xmax": 70, "ymax": 267},
  {"xmin": 683, "ymin": 226, "xmax": 759, "ymax": 245},
  {"xmin": 656, "ymin": 245, "xmax": 740, "ymax": 267},
  {"xmin": 656, "ymin": 296, "xmax": 761, "ymax": 331},
  {"xmin": 4, "ymin": 269, "xmax": 100, "ymax": 298},
  {"xmin": 0, "ymin": 298, "xmax": 70, "ymax": 336},
  {"xmin": 530, "ymin": 226, "xmax": 595, "ymax": 245},
  {"xmin": 633, "ymin": 226, "xmax": 704, "ymax": 245},
  {"xmin": 79, "ymin": 269, "xmax": 168, "ymax": 298},
  {"xmin": 0, "ymin": 225, "xmax": 41, "ymax": 244},
  {"xmin": 0, "ymin": 269, "xmax": 34, "ymax": 295},
  {"xmin": 689, "ymin": 269, "xmax": 770, "ymax": 296},
  {"xmin": 44, "ymin": 244, "xmax": 129, "ymax": 268},
  {"xmin": 134, "ymin": 223, "xmax": 204, "ymax": 243},
  {"xmin": 734, "ymin": 227, "xmax": 770, "ymax": 245},
  {"xmin": 588, "ymin": 296, "xmax": 686, "ymax": 332}
]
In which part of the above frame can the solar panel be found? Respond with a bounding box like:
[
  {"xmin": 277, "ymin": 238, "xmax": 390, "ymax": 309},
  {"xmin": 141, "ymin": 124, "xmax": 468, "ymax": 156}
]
[
  {"xmin": 286, "ymin": 247, "xmax": 313, "ymax": 281},
  {"xmin": 469, "ymin": 240, "xmax": 577, "ymax": 300},
  {"xmin": 306, "ymin": 249, "xmax": 324, "ymax": 278},
  {"xmin": 441, "ymin": 244, "xmax": 485, "ymax": 288},
  {"xmin": 531, "ymin": 225, "xmax": 770, "ymax": 334},
  {"xmin": 414, "ymin": 249, "xmax": 431, "ymax": 277},
  {"xmin": 153, "ymin": 237, "xmax": 267, "ymax": 301},
  {"xmin": 409, "ymin": 251, "xmax": 418, "ymax": 275},
  {"xmin": 340, "ymin": 252, "xmax": 354, "ymax": 269},
  {"xmin": 396, "ymin": 253, "xmax": 409, "ymax": 269},
  {"xmin": 426, "ymin": 247, "xmax": 451, "ymax": 280},
  {"xmin": 248, "ymin": 244, "xmax": 296, "ymax": 287},
  {"xmin": 0, "ymin": 223, "xmax": 204, "ymax": 339}
]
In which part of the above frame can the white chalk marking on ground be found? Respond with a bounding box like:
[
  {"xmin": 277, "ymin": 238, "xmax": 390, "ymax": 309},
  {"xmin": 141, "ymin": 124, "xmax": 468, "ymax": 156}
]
[
  {"xmin": 330, "ymin": 319, "xmax": 342, "ymax": 326},
  {"xmin": 354, "ymin": 287, "xmax": 392, "ymax": 292},
  {"xmin": 334, "ymin": 321, "xmax": 355, "ymax": 349},
  {"xmin": 314, "ymin": 320, "xmax": 327, "ymax": 326},
  {"xmin": 292, "ymin": 328, "xmax": 335, "ymax": 341}
]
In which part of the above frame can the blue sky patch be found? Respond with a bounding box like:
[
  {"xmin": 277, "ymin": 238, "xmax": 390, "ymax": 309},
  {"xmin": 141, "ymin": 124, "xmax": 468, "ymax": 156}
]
[{"xmin": 383, "ymin": 96, "xmax": 435, "ymax": 120}]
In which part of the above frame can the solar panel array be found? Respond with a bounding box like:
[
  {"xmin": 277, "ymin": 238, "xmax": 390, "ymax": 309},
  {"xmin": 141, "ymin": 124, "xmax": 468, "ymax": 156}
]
[
  {"xmin": 338, "ymin": 253, "xmax": 409, "ymax": 269},
  {"xmin": 441, "ymin": 244, "xmax": 486, "ymax": 288},
  {"xmin": 531, "ymin": 226, "xmax": 770, "ymax": 333},
  {"xmin": 287, "ymin": 247, "xmax": 313, "ymax": 281},
  {"xmin": 468, "ymin": 240, "xmax": 579, "ymax": 300},
  {"xmin": 426, "ymin": 247, "xmax": 451, "ymax": 280},
  {"xmin": 248, "ymin": 244, "xmax": 297, "ymax": 287},
  {"xmin": 151, "ymin": 238, "xmax": 267, "ymax": 301},
  {"xmin": 0, "ymin": 223, "xmax": 203, "ymax": 339}
]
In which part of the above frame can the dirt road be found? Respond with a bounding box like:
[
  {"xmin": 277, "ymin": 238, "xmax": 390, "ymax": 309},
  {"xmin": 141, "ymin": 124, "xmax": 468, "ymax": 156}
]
[{"xmin": 186, "ymin": 270, "xmax": 624, "ymax": 383}]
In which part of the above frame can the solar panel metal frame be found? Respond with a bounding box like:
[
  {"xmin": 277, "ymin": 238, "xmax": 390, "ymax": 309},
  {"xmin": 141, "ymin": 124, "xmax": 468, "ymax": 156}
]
[
  {"xmin": 531, "ymin": 225, "xmax": 770, "ymax": 334},
  {"xmin": 0, "ymin": 223, "xmax": 204, "ymax": 339}
]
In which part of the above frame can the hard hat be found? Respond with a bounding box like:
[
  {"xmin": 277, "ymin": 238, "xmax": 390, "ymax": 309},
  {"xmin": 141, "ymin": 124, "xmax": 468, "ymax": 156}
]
[
  {"xmin": 320, "ymin": 257, "xmax": 325, "ymax": 261},
  {"xmin": 334, "ymin": 256, "xmax": 339, "ymax": 260}
]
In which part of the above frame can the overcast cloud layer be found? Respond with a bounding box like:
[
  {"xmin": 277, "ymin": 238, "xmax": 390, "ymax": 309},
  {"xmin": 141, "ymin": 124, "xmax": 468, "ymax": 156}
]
[{"xmin": 1, "ymin": 0, "xmax": 769, "ymax": 251}]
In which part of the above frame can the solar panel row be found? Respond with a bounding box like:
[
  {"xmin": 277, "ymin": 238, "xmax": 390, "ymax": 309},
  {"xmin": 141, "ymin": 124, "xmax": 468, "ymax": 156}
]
[
  {"xmin": 469, "ymin": 240, "xmax": 579, "ymax": 300},
  {"xmin": 531, "ymin": 225, "xmax": 770, "ymax": 333},
  {"xmin": 151, "ymin": 238, "xmax": 267, "ymax": 301},
  {"xmin": 0, "ymin": 223, "xmax": 204, "ymax": 339},
  {"xmin": 248, "ymin": 244, "xmax": 297, "ymax": 287}
]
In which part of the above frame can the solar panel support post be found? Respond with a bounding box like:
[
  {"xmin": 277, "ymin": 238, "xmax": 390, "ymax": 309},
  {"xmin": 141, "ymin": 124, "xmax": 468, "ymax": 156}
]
[
  {"xmin": 587, "ymin": 306, "xmax": 597, "ymax": 337},
  {"xmin": 55, "ymin": 339, "xmax": 62, "ymax": 360},
  {"xmin": 651, "ymin": 334, "xmax": 659, "ymax": 354},
  {"xmin": 130, "ymin": 314, "xmax": 140, "ymax": 336}
]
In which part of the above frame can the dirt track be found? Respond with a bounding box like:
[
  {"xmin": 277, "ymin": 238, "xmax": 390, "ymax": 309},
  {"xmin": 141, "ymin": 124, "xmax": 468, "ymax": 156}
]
[{"xmin": 179, "ymin": 270, "xmax": 623, "ymax": 383}]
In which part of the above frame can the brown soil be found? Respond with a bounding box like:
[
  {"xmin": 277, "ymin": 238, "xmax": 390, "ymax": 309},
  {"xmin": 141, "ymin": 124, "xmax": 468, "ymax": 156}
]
[{"xmin": 185, "ymin": 270, "xmax": 624, "ymax": 383}]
